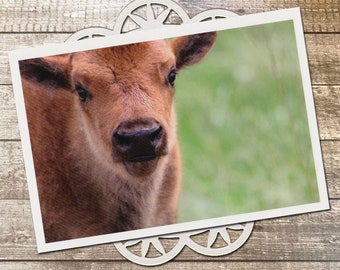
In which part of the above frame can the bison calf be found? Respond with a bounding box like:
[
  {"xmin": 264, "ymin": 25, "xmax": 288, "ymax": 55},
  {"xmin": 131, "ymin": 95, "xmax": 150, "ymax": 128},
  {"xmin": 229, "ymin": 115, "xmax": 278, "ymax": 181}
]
[{"xmin": 19, "ymin": 32, "xmax": 216, "ymax": 242}]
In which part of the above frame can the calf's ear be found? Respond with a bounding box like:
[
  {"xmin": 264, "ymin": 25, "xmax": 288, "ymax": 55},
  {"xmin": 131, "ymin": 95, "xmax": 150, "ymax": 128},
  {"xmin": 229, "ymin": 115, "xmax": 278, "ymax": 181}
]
[
  {"xmin": 171, "ymin": 32, "xmax": 217, "ymax": 70},
  {"xmin": 19, "ymin": 54, "xmax": 71, "ymax": 89}
]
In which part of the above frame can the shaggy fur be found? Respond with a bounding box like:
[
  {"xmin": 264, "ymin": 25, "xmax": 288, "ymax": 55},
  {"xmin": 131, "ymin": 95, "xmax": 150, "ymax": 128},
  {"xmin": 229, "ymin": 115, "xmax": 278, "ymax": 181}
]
[{"xmin": 19, "ymin": 32, "xmax": 217, "ymax": 242}]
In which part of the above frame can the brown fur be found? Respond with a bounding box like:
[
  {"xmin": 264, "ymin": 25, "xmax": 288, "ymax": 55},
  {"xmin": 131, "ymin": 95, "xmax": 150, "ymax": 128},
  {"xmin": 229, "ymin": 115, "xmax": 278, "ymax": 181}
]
[{"xmin": 19, "ymin": 32, "xmax": 216, "ymax": 242}]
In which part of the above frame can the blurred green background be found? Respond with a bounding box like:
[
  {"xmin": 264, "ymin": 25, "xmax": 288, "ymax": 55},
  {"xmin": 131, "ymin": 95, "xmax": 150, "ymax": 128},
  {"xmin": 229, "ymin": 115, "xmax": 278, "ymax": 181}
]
[{"xmin": 175, "ymin": 20, "xmax": 320, "ymax": 223}]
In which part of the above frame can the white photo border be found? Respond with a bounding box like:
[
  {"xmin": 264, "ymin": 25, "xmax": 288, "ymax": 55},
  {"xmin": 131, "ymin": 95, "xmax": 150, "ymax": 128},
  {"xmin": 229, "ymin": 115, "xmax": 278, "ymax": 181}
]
[{"xmin": 8, "ymin": 7, "xmax": 329, "ymax": 253}]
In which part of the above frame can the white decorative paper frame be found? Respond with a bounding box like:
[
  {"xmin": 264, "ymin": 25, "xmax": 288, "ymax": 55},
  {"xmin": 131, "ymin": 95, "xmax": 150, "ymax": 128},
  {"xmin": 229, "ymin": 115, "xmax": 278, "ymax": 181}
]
[{"xmin": 8, "ymin": 0, "xmax": 329, "ymax": 266}]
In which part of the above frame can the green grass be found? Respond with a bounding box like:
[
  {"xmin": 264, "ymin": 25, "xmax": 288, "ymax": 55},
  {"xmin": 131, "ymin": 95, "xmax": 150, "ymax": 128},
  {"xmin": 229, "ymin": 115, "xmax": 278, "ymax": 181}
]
[{"xmin": 175, "ymin": 20, "xmax": 320, "ymax": 222}]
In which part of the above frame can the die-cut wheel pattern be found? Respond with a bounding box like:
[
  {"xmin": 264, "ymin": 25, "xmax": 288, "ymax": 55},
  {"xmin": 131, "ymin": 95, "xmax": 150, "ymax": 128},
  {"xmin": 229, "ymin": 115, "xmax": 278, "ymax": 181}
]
[
  {"xmin": 114, "ymin": 223, "xmax": 254, "ymax": 265},
  {"xmin": 114, "ymin": 0, "xmax": 190, "ymax": 33}
]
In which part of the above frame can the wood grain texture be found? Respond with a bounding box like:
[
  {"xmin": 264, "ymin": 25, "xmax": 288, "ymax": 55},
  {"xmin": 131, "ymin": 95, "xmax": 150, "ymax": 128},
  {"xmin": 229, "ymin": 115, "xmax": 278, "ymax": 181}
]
[
  {"xmin": 0, "ymin": 0, "xmax": 339, "ymax": 33},
  {"xmin": 314, "ymin": 86, "xmax": 340, "ymax": 141},
  {"xmin": 1, "ymin": 34, "xmax": 340, "ymax": 85},
  {"xmin": 1, "ymin": 85, "xmax": 339, "ymax": 141},
  {"xmin": 0, "ymin": 0, "xmax": 339, "ymax": 269},
  {"xmin": 0, "ymin": 262, "xmax": 340, "ymax": 270},
  {"xmin": 1, "ymin": 140, "xmax": 339, "ymax": 200},
  {"xmin": 0, "ymin": 200, "xmax": 339, "ymax": 261}
]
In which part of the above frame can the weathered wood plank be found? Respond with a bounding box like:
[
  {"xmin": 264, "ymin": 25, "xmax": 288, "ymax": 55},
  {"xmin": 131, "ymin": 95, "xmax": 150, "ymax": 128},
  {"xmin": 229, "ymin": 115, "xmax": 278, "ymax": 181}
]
[
  {"xmin": 0, "ymin": 141, "xmax": 27, "ymax": 200},
  {"xmin": 0, "ymin": 136, "xmax": 339, "ymax": 201},
  {"xmin": 0, "ymin": 85, "xmax": 339, "ymax": 141},
  {"xmin": 0, "ymin": 78, "xmax": 20, "ymax": 140},
  {"xmin": 313, "ymin": 86, "xmax": 340, "ymax": 141},
  {"xmin": 0, "ymin": 261, "xmax": 339, "ymax": 270},
  {"xmin": 0, "ymin": 0, "xmax": 125, "ymax": 33},
  {"xmin": 1, "ymin": 33, "xmax": 340, "ymax": 84},
  {"xmin": 0, "ymin": 199, "xmax": 338, "ymax": 261},
  {"xmin": 306, "ymin": 34, "xmax": 340, "ymax": 86},
  {"xmin": 0, "ymin": 0, "xmax": 339, "ymax": 33},
  {"xmin": 178, "ymin": 0, "xmax": 340, "ymax": 33},
  {"xmin": 0, "ymin": 109, "xmax": 19, "ymax": 141},
  {"xmin": 323, "ymin": 141, "xmax": 340, "ymax": 199},
  {"xmin": 0, "ymin": 0, "xmax": 339, "ymax": 268}
]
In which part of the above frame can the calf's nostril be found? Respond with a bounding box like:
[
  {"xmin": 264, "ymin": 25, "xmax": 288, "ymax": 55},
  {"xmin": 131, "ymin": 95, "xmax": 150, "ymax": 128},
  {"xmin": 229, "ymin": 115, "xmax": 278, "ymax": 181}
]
[
  {"xmin": 113, "ymin": 125, "xmax": 164, "ymax": 162},
  {"xmin": 114, "ymin": 131, "xmax": 133, "ymax": 149},
  {"xmin": 150, "ymin": 126, "xmax": 163, "ymax": 146},
  {"xmin": 114, "ymin": 126, "xmax": 162, "ymax": 147}
]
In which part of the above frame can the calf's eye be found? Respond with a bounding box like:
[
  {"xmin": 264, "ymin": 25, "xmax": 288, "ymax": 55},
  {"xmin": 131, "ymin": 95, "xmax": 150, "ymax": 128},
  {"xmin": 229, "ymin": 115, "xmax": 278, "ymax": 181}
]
[
  {"xmin": 75, "ymin": 85, "xmax": 90, "ymax": 102},
  {"xmin": 168, "ymin": 70, "xmax": 177, "ymax": 87}
]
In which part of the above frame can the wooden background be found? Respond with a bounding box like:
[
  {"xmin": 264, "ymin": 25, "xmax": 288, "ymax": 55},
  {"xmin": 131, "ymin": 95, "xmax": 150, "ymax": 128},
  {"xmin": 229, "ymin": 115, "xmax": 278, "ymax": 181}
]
[{"xmin": 0, "ymin": 0, "xmax": 339, "ymax": 269}]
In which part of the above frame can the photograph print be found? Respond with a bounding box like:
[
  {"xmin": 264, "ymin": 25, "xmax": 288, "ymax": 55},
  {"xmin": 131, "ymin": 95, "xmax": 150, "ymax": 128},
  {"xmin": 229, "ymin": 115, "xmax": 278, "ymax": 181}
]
[{"xmin": 9, "ymin": 8, "xmax": 329, "ymax": 252}]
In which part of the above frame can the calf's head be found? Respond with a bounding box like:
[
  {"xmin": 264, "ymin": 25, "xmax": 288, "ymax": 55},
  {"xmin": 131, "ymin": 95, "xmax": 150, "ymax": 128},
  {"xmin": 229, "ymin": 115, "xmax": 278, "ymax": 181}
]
[{"xmin": 20, "ymin": 32, "xmax": 216, "ymax": 178}]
